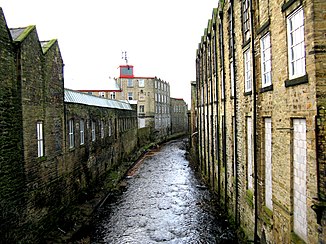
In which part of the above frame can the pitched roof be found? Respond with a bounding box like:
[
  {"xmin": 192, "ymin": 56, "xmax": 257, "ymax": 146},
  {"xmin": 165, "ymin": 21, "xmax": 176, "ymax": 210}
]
[
  {"xmin": 9, "ymin": 26, "xmax": 35, "ymax": 42},
  {"xmin": 64, "ymin": 89, "xmax": 132, "ymax": 110},
  {"xmin": 40, "ymin": 39, "xmax": 57, "ymax": 53}
]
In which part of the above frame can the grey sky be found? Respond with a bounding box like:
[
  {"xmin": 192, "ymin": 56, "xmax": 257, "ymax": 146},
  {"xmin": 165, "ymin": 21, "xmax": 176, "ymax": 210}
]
[{"xmin": 1, "ymin": 0, "xmax": 218, "ymax": 106}]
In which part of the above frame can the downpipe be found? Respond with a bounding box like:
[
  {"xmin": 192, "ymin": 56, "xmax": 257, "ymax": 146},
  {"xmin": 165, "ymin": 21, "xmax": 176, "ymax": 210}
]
[{"xmin": 250, "ymin": 0, "xmax": 259, "ymax": 242}]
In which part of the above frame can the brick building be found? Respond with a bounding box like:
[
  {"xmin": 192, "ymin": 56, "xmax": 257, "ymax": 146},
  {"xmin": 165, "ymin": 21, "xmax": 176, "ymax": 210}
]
[{"xmin": 191, "ymin": 0, "xmax": 326, "ymax": 243}]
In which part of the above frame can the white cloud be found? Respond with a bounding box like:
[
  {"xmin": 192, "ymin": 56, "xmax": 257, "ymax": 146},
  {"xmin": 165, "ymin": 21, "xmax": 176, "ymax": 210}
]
[{"xmin": 1, "ymin": 0, "xmax": 217, "ymax": 106}]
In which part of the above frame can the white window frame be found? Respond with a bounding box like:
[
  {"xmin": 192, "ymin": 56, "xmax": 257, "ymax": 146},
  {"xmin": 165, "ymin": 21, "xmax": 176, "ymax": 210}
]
[
  {"xmin": 139, "ymin": 105, "xmax": 145, "ymax": 113},
  {"xmin": 100, "ymin": 120, "xmax": 104, "ymax": 139},
  {"xmin": 110, "ymin": 92, "xmax": 116, "ymax": 99},
  {"xmin": 139, "ymin": 79, "xmax": 145, "ymax": 87},
  {"xmin": 293, "ymin": 118, "xmax": 307, "ymax": 241},
  {"xmin": 37, "ymin": 121, "xmax": 44, "ymax": 157},
  {"xmin": 91, "ymin": 121, "xmax": 96, "ymax": 141},
  {"xmin": 109, "ymin": 119, "xmax": 112, "ymax": 136},
  {"xmin": 127, "ymin": 79, "xmax": 133, "ymax": 87},
  {"xmin": 80, "ymin": 119, "xmax": 85, "ymax": 145},
  {"xmin": 69, "ymin": 119, "xmax": 74, "ymax": 148},
  {"xmin": 287, "ymin": 7, "xmax": 305, "ymax": 79},
  {"xmin": 99, "ymin": 91, "xmax": 105, "ymax": 97},
  {"xmin": 247, "ymin": 117, "xmax": 253, "ymax": 190},
  {"xmin": 244, "ymin": 49, "xmax": 252, "ymax": 92},
  {"xmin": 264, "ymin": 118, "xmax": 273, "ymax": 210},
  {"xmin": 230, "ymin": 61, "xmax": 235, "ymax": 97},
  {"xmin": 260, "ymin": 33, "xmax": 272, "ymax": 87}
]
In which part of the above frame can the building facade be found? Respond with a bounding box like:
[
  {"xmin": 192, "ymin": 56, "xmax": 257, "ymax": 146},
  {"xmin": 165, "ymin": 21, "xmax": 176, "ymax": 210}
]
[
  {"xmin": 116, "ymin": 65, "xmax": 172, "ymax": 138},
  {"xmin": 191, "ymin": 0, "xmax": 326, "ymax": 243},
  {"xmin": 170, "ymin": 98, "xmax": 188, "ymax": 135}
]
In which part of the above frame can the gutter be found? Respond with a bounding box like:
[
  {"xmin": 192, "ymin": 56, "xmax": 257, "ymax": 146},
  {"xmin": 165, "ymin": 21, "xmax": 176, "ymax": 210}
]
[{"xmin": 249, "ymin": 0, "xmax": 259, "ymax": 242}]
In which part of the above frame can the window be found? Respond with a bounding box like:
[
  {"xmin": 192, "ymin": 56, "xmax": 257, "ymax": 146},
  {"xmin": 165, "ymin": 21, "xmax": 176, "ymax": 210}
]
[
  {"xmin": 127, "ymin": 79, "xmax": 133, "ymax": 87},
  {"xmin": 242, "ymin": 0, "xmax": 250, "ymax": 41},
  {"xmin": 247, "ymin": 117, "xmax": 253, "ymax": 190},
  {"xmin": 110, "ymin": 92, "xmax": 116, "ymax": 99},
  {"xmin": 108, "ymin": 119, "xmax": 112, "ymax": 136},
  {"xmin": 37, "ymin": 121, "xmax": 44, "ymax": 157},
  {"xmin": 230, "ymin": 61, "xmax": 235, "ymax": 97},
  {"xmin": 100, "ymin": 120, "xmax": 104, "ymax": 139},
  {"xmin": 228, "ymin": 8, "xmax": 233, "ymax": 54},
  {"xmin": 91, "ymin": 121, "xmax": 96, "ymax": 141},
  {"xmin": 139, "ymin": 79, "xmax": 145, "ymax": 87},
  {"xmin": 261, "ymin": 33, "xmax": 272, "ymax": 87},
  {"xmin": 293, "ymin": 118, "xmax": 307, "ymax": 240},
  {"xmin": 69, "ymin": 119, "xmax": 74, "ymax": 148},
  {"xmin": 99, "ymin": 92, "xmax": 105, "ymax": 97},
  {"xmin": 221, "ymin": 70, "xmax": 225, "ymax": 100},
  {"xmin": 139, "ymin": 105, "xmax": 144, "ymax": 113},
  {"xmin": 287, "ymin": 7, "xmax": 305, "ymax": 79},
  {"xmin": 244, "ymin": 49, "xmax": 252, "ymax": 92},
  {"xmin": 80, "ymin": 119, "xmax": 85, "ymax": 145},
  {"xmin": 264, "ymin": 118, "xmax": 272, "ymax": 210},
  {"xmin": 121, "ymin": 67, "xmax": 133, "ymax": 76},
  {"xmin": 128, "ymin": 92, "xmax": 133, "ymax": 100}
]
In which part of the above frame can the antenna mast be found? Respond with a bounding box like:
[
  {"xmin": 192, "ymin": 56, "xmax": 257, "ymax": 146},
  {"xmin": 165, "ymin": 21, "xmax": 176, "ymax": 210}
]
[{"xmin": 121, "ymin": 51, "xmax": 128, "ymax": 65}]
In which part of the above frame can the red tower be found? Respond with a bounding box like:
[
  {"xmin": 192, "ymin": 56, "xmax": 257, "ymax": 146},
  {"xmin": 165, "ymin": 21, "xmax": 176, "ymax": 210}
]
[{"xmin": 119, "ymin": 65, "xmax": 134, "ymax": 78}]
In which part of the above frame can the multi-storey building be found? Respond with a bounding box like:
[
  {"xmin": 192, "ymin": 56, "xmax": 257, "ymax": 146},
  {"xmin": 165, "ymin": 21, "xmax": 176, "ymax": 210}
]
[
  {"xmin": 116, "ymin": 65, "xmax": 171, "ymax": 137},
  {"xmin": 191, "ymin": 0, "xmax": 326, "ymax": 243},
  {"xmin": 170, "ymin": 98, "xmax": 188, "ymax": 135}
]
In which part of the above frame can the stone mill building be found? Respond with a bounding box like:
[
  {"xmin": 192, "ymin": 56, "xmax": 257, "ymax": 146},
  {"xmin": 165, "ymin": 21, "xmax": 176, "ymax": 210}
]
[{"xmin": 190, "ymin": 0, "xmax": 326, "ymax": 243}]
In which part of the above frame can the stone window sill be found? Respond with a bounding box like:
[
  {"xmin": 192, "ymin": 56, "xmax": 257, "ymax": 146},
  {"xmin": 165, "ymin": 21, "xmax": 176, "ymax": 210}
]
[
  {"xmin": 244, "ymin": 91, "xmax": 252, "ymax": 96},
  {"xmin": 285, "ymin": 74, "xmax": 308, "ymax": 87},
  {"xmin": 260, "ymin": 84, "xmax": 273, "ymax": 93}
]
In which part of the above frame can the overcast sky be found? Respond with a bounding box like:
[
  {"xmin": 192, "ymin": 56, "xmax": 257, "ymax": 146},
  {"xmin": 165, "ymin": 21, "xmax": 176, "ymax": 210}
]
[{"xmin": 1, "ymin": 0, "xmax": 218, "ymax": 106}]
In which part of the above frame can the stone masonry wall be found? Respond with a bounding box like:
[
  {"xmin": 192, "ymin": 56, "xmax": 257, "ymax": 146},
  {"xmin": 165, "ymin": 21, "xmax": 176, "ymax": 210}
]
[
  {"xmin": 193, "ymin": 0, "xmax": 325, "ymax": 243},
  {"xmin": 0, "ymin": 8, "xmax": 26, "ymax": 241},
  {"xmin": 0, "ymin": 8, "xmax": 141, "ymax": 243}
]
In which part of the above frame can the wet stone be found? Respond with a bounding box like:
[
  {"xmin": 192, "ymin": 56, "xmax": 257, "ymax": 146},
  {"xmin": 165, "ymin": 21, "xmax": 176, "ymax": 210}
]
[{"xmin": 90, "ymin": 139, "xmax": 238, "ymax": 243}]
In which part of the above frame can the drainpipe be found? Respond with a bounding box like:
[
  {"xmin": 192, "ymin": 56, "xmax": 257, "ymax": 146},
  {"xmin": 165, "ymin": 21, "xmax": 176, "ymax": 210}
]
[
  {"xmin": 201, "ymin": 45, "xmax": 206, "ymax": 175},
  {"xmin": 205, "ymin": 41, "xmax": 210, "ymax": 182},
  {"xmin": 213, "ymin": 22, "xmax": 221, "ymax": 201},
  {"xmin": 249, "ymin": 0, "xmax": 259, "ymax": 242},
  {"xmin": 203, "ymin": 41, "xmax": 207, "ymax": 177},
  {"xmin": 198, "ymin": 52, "xmax": 203, "ymax": 173},
  {"xmin": 201, "ymin": 48, "xmax": 205, "ymax": 174},
  {"xmin": 219, "ymin": 10, "xmax": 228, "ymax": 212},
  {"xmin": 230, "ymin": 0, "xmax": 239, "ymax": 226},
  {"xmin": 195, "ymin": 56, "xmax": 200, "ymax": 170},
  {"xmin": 209, "ymin": 34, "xmax": 215, "ymax": 190}
]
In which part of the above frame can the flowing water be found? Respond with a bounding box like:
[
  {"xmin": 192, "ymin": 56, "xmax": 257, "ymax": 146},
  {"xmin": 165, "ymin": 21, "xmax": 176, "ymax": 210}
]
[{"xmin": 89, "ymin": 139, "xmax": 238, "ymax": 243}]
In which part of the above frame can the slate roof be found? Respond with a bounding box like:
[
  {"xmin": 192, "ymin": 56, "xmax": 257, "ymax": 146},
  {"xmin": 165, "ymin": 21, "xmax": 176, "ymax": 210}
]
[
  {"xmin": 64, "ymin": 89, "xmax": 132, "ymax": 110},
  {"xmin": 9, "ymin": 27, "xmax": 26, "ymax": 41}
]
